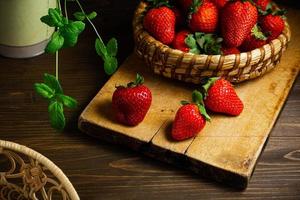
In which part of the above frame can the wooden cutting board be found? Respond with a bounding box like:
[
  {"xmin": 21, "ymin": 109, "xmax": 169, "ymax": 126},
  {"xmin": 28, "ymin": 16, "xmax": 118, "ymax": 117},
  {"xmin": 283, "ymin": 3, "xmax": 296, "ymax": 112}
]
[{"xmin": 79, "ymin": 11, "xmax": 300, "ymax": 189}]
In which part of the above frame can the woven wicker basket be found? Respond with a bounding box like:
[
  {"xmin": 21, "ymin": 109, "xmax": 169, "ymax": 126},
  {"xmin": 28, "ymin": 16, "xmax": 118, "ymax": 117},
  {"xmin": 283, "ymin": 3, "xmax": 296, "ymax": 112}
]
[
  {"xmin": 0, "ymin": 140, "xmax": 79, "ymax": 200},
  {"xmin": 133, "ymin": 2, "xmax": 291, "ymax": 83}
]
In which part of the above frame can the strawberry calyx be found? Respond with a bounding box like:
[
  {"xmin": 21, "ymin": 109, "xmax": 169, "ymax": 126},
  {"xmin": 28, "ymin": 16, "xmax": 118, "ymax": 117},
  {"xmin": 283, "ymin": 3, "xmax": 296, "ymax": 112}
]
[
  {"xmin": 144, "ymin": 0, "xmax": 171, "ymax": 8},
  {"xmin": 201, "ymin": 77, "xmax": 219, "ymax": 97},
  {"xmin": 187, "ymin": 0, "xmax": 202, "ymax": 20},
  {"xmin": 258, "ymin": 2, "xmax": 287, "ymax": 17},
  {"xmin": 251, "ymin": 24, "xmax": 267, "ymax": 40},
  {"xmin": 116, "ymin": 73, "xmax": 144, "ymax": 89},
  {"xmin": 185, "ymin": 32, "xmax": 223, "ymax": 55},
  {"xmin": 181, "ymin": 90, "xmax": 211, "ymax": 121}
]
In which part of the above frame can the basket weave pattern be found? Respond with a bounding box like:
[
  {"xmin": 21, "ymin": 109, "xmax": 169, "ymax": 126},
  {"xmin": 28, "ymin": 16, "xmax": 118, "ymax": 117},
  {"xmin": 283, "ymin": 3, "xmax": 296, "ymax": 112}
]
[
  {"xmin": 133, "ymin": 2, "xmax": 291, "ymax": 83},
  {"xmin": 0, "ymin": 140, "xmax": 79, "ymax": 200}
]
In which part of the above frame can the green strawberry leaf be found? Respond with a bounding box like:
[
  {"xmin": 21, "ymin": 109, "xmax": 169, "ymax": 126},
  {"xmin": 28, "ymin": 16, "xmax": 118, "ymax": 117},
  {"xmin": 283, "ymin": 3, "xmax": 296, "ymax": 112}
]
[
  {"xmin": 198, "ymin": 104, "xmax": 211, "ymax": 122},
  {"xmin": 251, "ymin": 24, "xmax": 267, "ymax": 40},
  {"xmin": 34, "ymin": 83, "xmax": 55, "ymax": 99},
  {"xmin": 44, "ymin": 73, "xmax": 63, "ymax": 94},
  {"xmin": 48, "ymin": 101, "xmax": 65, "ymax": 131},
  {"xmin": 107, "ymin": 38, "xmax": 118, "ymax": 57},
  {"xmin": 180, "ymin": 100, "xmax": 190, "ymax": 105},
  {"xmin": 57, "ymin": 94, "xmax": 78, "ymax": 109},
  {"xmin": 192, "ymin": 90, "xmax": 204, "ymax": 105},
  {"xmin": 45, "ymin": 31, "xmax": 65, "ymax": 53}
]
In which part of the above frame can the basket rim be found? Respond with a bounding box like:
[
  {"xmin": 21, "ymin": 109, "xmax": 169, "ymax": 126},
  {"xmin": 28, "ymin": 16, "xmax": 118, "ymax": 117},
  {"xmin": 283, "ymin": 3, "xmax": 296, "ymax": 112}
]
[
  {"xmin": 133, "ymin": 1, "xmax": 291, "ymax": 59},
  {"xmin": 0, "ymin": 139, "xmax": 80, "ymax": 200}
]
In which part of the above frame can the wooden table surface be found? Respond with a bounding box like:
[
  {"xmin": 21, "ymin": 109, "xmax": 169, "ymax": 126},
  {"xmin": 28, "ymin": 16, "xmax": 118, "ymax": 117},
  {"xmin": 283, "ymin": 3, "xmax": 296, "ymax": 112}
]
[{"xmin": 0, "ymin": 0, "xmax": 299, "ymax": 199}]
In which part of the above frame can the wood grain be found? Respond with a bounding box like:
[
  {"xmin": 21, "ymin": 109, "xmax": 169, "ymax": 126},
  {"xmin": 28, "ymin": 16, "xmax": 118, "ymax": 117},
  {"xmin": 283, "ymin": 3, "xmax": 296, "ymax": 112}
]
[{"xmin": 0, "ymin": 0, "xmax": 299, "ymax": 199}]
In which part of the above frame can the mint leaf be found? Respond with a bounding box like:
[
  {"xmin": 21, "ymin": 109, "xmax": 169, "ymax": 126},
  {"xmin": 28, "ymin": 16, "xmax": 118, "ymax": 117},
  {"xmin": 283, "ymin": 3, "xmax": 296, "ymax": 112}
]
[
  {"xmin": 57, "ymin": 94, "xmax": 78, "ymax": 109},
  {"xmin": 87, "ymin": 11, "xmax": 97, "ymax": 20},
  {"xmin": 104, "ymin": 56, "xmax": 118, "ymax": 75},
  {"xmin": 74, "ymin": 12, "xmax": 86, "ymax": 21},
  {"xmin": 44, "ymin": 73, "xmax": 63, "ymax": 94},
  {"xmin": 45, "ymin": 31, "xmax": 64, "ymax": 53},
  {"xmin": 48, "ymin": 101, "xmax": 65, "ymax": 130},
  {"xmin": 107, "ymin": 38, "xmax": 118, "ymax": 57},
  {"xmin": 95, "ymin": 38, "xmax": 108, "ymax": 59},
  {"xmin": 34, "ymin": 83, "xmax": 55, "ymax": 99},
  {"xmin": 48, "ymin": 8, "xmax": 63, "ymax": 27}
]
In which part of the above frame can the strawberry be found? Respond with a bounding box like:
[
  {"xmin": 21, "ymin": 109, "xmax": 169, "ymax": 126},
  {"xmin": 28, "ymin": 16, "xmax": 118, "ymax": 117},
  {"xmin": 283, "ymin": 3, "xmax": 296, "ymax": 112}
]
[
  {"xmin": 203, "ymin": 78, "xmax": 244, "ymax": 116},
  {"xmin": 172, "ymin": 91, "xmax": 210, "ymax": 141},
  {"xmin": 221, "ymin": 1, "xmax": 258, "ymax": 47},
  {"xmin": 112, "ymin": 74, "xmax": 152, "ymax": 126},
  {"xmin": 143, "ymin": 6, "xmax": 176, "ymax": 45},
  {"xmin": 254, "ymin": 0, "xmax": 270, "ymax": 11},
  {"xmin": 240, "ymin": 24, "xmax": 267, "ymax": 52},
  {"xmin": 188, "ymin": 0, "xmax": 219, "ymax": 33},
  {"xmin": 221, "ymin": 46, "xmax": 240, "ymax": 55},
  {"xmin": 211, "ymin": 0, "xmax": 229, "ymax": 9},
  {"xmin": 260, "ymin": 14, "xmax": 285, "ymax": 42},
  {"xmin": 172, "ymin": 30, "xmax": 191, "ymax": 52}
]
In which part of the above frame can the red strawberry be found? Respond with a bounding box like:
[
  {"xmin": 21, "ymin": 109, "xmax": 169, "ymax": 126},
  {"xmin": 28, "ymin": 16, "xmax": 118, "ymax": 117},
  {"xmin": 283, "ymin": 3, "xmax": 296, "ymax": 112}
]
[
  {"xmin": 172, "ymin": 30, "xmax": 191, "ymax": 52},
  {"xmin": 143, "ymin": 6, "xmax": 176, "ymax": 45},
  {"xmin": 211, "ymin": 0, "xmax": 229, "ymax": 9},
  {"xmin": 172, "ymin": 7, "xmax": 185, "ymax": 27},
  {"xmin": 221, "ymin": 1, "xmax": 258, "ymax": 47},
  {"xmin": 112, "ymin": 74, "xmax": 152, "ymax": 126},
  {"xmin": 221, "ymin": 46, "xmax": 240, "ymax": 55},
  {"xmin": 254, "ymin": 0, "xmax": 270, "ymax": 11},
  {"xmin": 240, "ymin": 24, "xmax": 267, "ymax": 52},
  {"xmin": 203, "ymin": 78, "xmax": 244, "ymax": 116},
  {"xmin": 189, "ymin": 1, "xmax": 219, "ymax": 33},
  {"xmin": 260, "ymin": 14, "xmax": 285, "ymax": 42},
  {"xmin": 172, "ymin": 91, "xmax": 210, "ymax": 141}
]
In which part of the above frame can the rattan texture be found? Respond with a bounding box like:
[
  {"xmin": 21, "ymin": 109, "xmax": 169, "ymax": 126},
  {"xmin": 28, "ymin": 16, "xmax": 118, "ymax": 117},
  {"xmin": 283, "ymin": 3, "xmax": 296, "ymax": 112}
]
[
  {"xmin": 133, "ymin": 2, "xmax": 291, "ymax": 83},
  {"xmin": 0, "ymin": 140, "xmax": 80, "ymax": 200}
]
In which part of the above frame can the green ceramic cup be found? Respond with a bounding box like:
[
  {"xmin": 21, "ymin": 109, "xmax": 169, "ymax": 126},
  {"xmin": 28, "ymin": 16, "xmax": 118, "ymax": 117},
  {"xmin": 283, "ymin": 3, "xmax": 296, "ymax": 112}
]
[{"xmin": 0, "ymin": 0, "xmax": 56, "ymax": 58}]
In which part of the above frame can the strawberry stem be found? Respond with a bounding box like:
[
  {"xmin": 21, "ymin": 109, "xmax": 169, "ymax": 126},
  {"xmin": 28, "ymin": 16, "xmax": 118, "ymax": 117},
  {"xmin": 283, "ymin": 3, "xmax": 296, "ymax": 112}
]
[
  {"xmin": 127, "ymin": 73, "xmax": 144, "ymax": 87},
  {"xmin": 202, "ymin": 77, "xmax": 219, "ymax": 95},
  {"xmin": 192, "ymin": 90, "xmax": 211, "ymax": 121}
]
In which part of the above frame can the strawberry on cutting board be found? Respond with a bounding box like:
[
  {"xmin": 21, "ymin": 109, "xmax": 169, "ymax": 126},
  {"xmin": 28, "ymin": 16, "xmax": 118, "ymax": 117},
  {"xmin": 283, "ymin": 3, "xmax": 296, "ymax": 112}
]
[
  {"xmin": 172, "ymin": 90, "xmax": 210, "ymax": 141},
  {"xmin": 143, "ymin": 5, "xmax": 176, "ymax": 45},
  {"xmin": 221, "ymin": 0, "xmax": 258, "ymax": 48},
  {"xmin": 202, "ymin": 78, "xmax": 244, "ymax": 116},
  {"xmin": 188, "ymin": 0, "xmax": 219, "ymax": 33},
  {"xmin": 112, "ymin": 74, "xmax": 152, "ymax": 126}
]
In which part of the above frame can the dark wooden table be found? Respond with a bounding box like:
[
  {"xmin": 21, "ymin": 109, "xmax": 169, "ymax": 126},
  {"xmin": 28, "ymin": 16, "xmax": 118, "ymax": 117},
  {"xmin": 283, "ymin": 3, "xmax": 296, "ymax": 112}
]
[{"xmin": 0, "ymin": 1, "xmax": 299, "ymax": 199}]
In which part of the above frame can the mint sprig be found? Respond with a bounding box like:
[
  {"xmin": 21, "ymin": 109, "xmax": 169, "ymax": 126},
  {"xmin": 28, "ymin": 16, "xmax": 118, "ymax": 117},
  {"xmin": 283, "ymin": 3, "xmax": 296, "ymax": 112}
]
[
  {"xmin": 35, "ymin": 74, "xmax": 77, "ymax": 130},
  {"xmin": 35, "ymin": 0, "xmax": 118, "ymax": 131}
]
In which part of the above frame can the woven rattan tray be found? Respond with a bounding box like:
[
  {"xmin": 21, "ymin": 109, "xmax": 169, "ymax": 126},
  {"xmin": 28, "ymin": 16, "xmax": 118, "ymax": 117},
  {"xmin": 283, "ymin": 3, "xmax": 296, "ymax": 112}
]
[{"xmin": 0, "ymin": 140, "xmax": 79, "ymax": 200}]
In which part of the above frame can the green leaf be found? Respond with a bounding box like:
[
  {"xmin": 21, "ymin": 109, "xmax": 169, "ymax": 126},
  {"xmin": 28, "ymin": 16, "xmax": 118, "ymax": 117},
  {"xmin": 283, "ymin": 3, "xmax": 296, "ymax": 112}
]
[
  {"xmin": 104, "ymin": 56, "xmax": 118, "ymax": 75},
  {"xmin": 73, "ymin": 11, "xmax": 86, "ymax": 21},
  {"xmin": 87, "ymin": 11, "xmax": 97, "ymax": 20},
  {"xmin": 180, "ymin": 100, "xmax": 190, "ymax": 105},
  {"xmin": 192, "ymin": 90, "xmax": 204, "ymax": 105},
  {"xmin": 251, "ymin": 24, "xmax": 267, "ymax": 40},
  {"xmin": 185, "ymin": 34, "xmax": 197, "ymax": 49},
  {"xmin": 48, "ymin": 8, "xmax": 63, "ymax": 27},
  {"xmin": 198, "ymin": 104, "xmax": 211, "ymax": 122},
  {"xmin": 41, "ymin": 15, "xmax": 57, "ymax": 27},
  {"xmin": 57, "ymin": 94, "xmax": 78, "ymax": 109},
  {"xmin": 34, "ymin": 83, "xmax": 55, "ymax": 99},
  {"xmin": 95, "ymin": 38, "xmax": 108, "ymax": 59},
  {"xmin": 106, "ymin": 38, "xmax": 118, "ymax": 57},
  {"xmin": 44, "ymin": 73, "xmax": 63, "ymax": 94},
  {"xmin": 48, "ymin": 101, "xmax": 66, "ymax": 130},
  {"xmin": 70, "ymin": 21, "xmax": 86, "ymax": 34},
  {"xmin": 45, "ymin": 31, "xmax": 64, "ymax": 53}
]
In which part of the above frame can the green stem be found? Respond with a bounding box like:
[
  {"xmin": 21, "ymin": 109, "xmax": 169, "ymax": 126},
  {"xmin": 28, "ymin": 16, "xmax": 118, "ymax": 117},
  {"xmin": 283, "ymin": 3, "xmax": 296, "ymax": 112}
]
[
  {"xmin": 56, "ymin": 0, "xmax": 61, "ymax": 11},
  {"xmin": 64, "ymin": 0, "xmax": 69, "ymax": 21},
  {"xmin": 74, "ymin": 0, "xmax": 105, "ymax": 45},
  {"xmin": 56, "ymin": 51, "xmax": 59, "ymax": 80}
]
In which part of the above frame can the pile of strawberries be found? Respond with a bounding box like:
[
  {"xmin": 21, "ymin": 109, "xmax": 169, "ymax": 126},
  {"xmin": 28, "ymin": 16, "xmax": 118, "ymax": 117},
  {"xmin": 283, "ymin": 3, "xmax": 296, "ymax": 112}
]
[
  {"xmin": 112, "ymin": 74, "xmax": 243, "ymax": 141},
  {"xmin": 143, "ymin": 0, "xmax": 286, "ymax": 55}
]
